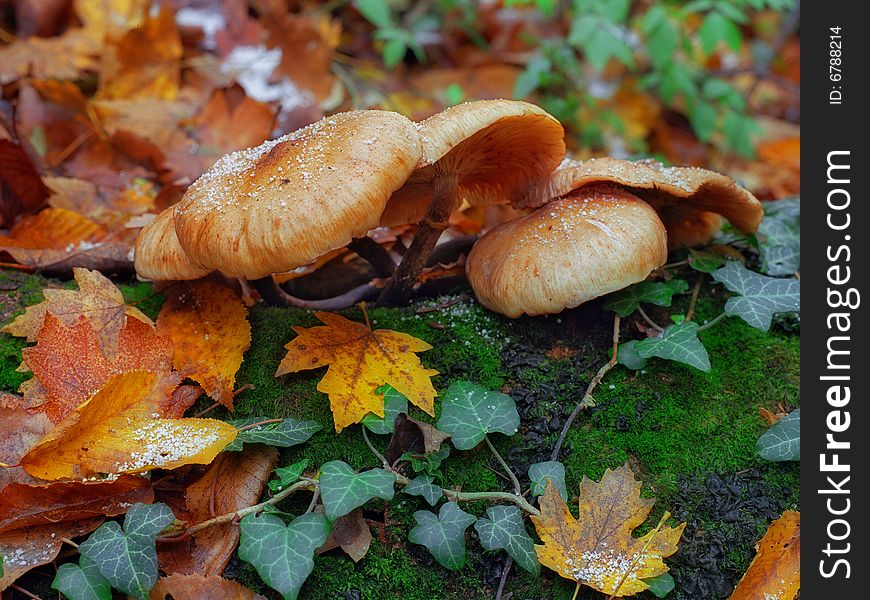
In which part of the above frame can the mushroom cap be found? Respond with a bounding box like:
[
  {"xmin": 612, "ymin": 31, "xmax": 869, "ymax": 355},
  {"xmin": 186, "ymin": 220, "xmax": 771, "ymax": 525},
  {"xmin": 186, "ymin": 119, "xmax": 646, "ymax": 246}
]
[
  {"xmin": 378, "ymin": 100, "xmax": 565, "ymax": 226},
  {"xmin": 466, "ymin": 188, "xmax": 667, "ymax": 317},
  {"xmin": 134, "ymin": 207, "xmax": 211, "ymax": 281},
  {"xmin": 174, "ymin": 110, "xmax": 422, "ymax": 279},
  {"xmin": 518, "ymin": 157, "xmax": 763, "ymax": 247}
]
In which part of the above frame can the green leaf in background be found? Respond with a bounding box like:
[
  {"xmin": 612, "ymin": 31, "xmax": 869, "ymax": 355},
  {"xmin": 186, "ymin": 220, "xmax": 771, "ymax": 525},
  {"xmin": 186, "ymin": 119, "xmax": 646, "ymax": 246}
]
[
  {"xmin": 689, "ymin": 100, "xmax": 717, "ymax": 142},
  {"xmin": 528, "ymin": 461, "xmax": 568, "ymax": 501},
  {"xmin": 362, "ymin": 386, "xmax": 409, "ymax": 435},
  {"xmin": 404, "ymin": 474, "xmax": 442, "ymax": 506},
  {"xmin": 402, "ymin": 445, "xmax": 451, "ymax": 476},
  {"xmin": 238, "ymin": 512, "xmax": 330, "ymax": 600},
  {"xmin": 52, "ymin": 556, "xmax": 111, "ymax": 600},
  {"xmin": 319, "ymin": 460, "xmax": 396, "ymax": 520},
  {"xmin": 354, "ymin": 0, "xmax": 393, "ymax": 29},
  {"xmin": 642, "ymin": 572, "xmax": 676, "ymax": 597},
  {"xmin": 757, "ymin": 198, "xmax": 800, "ymax": 276},
  {"xmin": 444, "ymin": 83, "xmax": 465, "ymax": 105},
  {"xmin": 617, "ymin": 340, "xmax": 648, "ymax": 370},
  {"xmin": 408, "ymin": 502, "xmax": 476, "ymax": 570},
  {"xmin": 604, "ymin": 280, "xmax": 689, "ymax": 317},
  {"xmin": 78, "ymin": 503, "xmax": 174, "ymax": 600},
  {"xmin": 436, "ymin": 381, "xmax": 519, "ymax": 450},
  {"xmin": 698, "ymin": 11, "xmax": 741, "ymax": 55},
  {"xmin": 722, "ymin": 111, "xmax": 760, "ymax": 157},
  {"xmin": 688, "ymin": 248, "xmax": 727, "ymax": 273},
  {"xmin": 382, "ymin": 37, "xmax": 407, "ymax": 68},
  {"xmin": 268, "ymin": 459, "xmax": 309, "ymax": 493},
  {"xmin": 225, "ymin": 418, "xmax": 320, "ymax": 451},
  {"xmin": 641, "ymin": 6, "xmax": 677, "ymax": 70},
  {"xmin": 474, "ymin": 505, "xmax": 540, "ymax": 574},
  {"xmin": 635, "ymin": 322, "xmax": 711, "ymax": 372},
  {"xmin": 757, "ymin": 409, "xmax": 800, "ymax": 461},
  {"xmin": 514, "ymin": 55, "xmax": 551, "ymax": 98},
  {"xmin": 711, "ymin": 262, "xmax": 800, "ymax": 331}
]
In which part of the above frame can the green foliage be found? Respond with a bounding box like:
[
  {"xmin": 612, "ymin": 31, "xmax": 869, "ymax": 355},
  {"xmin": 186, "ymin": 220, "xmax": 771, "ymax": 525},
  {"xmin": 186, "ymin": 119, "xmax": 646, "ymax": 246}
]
[
  {"xmin": 77, "ymin": 503, "xmax": 174, "ymax": 600},
  {"xmin": 401, "ymin": 445, "xmax": 451, "ymax": 477},
  {"xmin": 688, "ymin": 248, "xmax": 728, "ymax": 273},
  {"xmin": 269, "ymin": 459, "xmax": 310, "ymax": 492},
  {"xmin": 238, "ymin": 512, "xmax": 331, "ymax": 600},
  {"xmin": 362, "ymin": 385, "xmax": 408, "ymax": 434},
  {"xmin": 318, "ymin": 460, "xmax": 396, "ymax": 520},
  {"xmin": 436, "ymin": 380, "xmax": 519, "ymax": 450},
  {"xmin": 408, "ymin": 502, "xmax": 477, "ymax": 570},
  {"xmin": 225, "ymin": 417, "xmax": 321, "ymax": 451},
  {"xmin": 642, "ymin": 572, "xmax": 676, "ymax": 597},
  {"xmin": 52, "ymin": 556, "xmax": 111, "ymax": 600},
  {"xmin": 404, "ymin": 474, "xmax": 442, "ymax": 506},
  {"xmin": 528, "ymin": 460, "xmax": 568, "ymax": 501},
  {"xmin": 712, "ymin": 262, "xmax": 800, "ymax": 331},
  {"xmin": 474, "ymin": 505, "xmax": 540, "ymax": 574},
  {"xmin": 617, "ymin": 339, "xmax": 648, "ymax": 370},
  {"xmin": 757, "ymin": 409, "xmax": 800, "ymax": 461},
  {"xmin": 757, "ymin": 198, "xmax": 800, "ymax": 276},
  {"xmin": 604, "ymin": 280, "xmax": 689, "ymax": 317},
  {"xmin": 635, "ymin": 322, "xmax": 711, "ymax": 372}
]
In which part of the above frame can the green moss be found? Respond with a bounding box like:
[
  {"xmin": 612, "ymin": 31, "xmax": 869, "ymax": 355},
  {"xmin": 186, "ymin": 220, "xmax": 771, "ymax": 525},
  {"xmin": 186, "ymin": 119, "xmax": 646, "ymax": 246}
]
[
  {"xmin": 119, "ymin": 281, "xmax": 165, "ymax": 321},
  {"xmin": 0, "ymin": 334, "xmax": 27, "ymax": 391}
]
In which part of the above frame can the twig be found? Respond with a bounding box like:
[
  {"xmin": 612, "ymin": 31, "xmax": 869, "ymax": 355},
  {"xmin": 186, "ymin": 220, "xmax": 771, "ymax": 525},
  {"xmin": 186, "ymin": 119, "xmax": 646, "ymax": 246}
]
[
  {"xmin": 59, "ymin": 537, "xmax": 79, "ymax": 549},
  {"xmin": 636, "ymin": 305, "xmax": 664, "ymax": 333},
  {"xmin": 551, "ymin": 315, "xmax": 621, "ymax": 461},
  {"xmin": 696, "ymin": 312, "xmax": 727, "ymax": 332},
  {"xmin": 305, "ymin": 486, "xmax": 321, "ymax": 514},
  {"xmin": 661, "ymin": 259, "xmax": 688, "ymax": 270},
  {"xmin": 495, "ymin": 558, "xmax": 513, "ymax": 600},
  {"xmin": 10, "ymin": 585, "xmax": 41, "ymax": 600},
  {"xmin": 685, "ymin": 274, "xmax": 704, "ymax": 322},
  {"xmin": 251, "ymin": 276, "xmax": 378, "ymax": 309},
  {"xmin": 362, "ymin": 426, "xmax": 390, "ymax": 470},
  {"xmin": 571, "ymin": 582, "xmax": 581, "ymax": 600},
  {"xmin": 607, "ymin": 511, "xmax": 672, "ymax": 600},
  {"xmin": 194, "ymin": 402, "xmax": 220, "ymax": 418},
  {"xmin": 485, "ymin": 436, "xmax": 522, "ymax": 496}
]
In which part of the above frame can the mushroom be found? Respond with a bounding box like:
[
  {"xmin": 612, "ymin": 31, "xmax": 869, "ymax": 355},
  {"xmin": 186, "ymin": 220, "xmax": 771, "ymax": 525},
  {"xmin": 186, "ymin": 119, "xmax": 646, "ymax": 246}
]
[
  {"xmin": 165, "ymin": 110, "xmax": 422, "ymax": 307},
  {"xmin": 465, "ymin": 187, "xmax": 667, "ymax": 317},
  {"xmin": 377, "ymin": 99, "xmax": 566, "ymax": 305},
  {"xmin": 134, "ymin": 206, "xmax": 211, "ymax": 281},
  {"xmin": 517, "ymin": 157, "xmax": 763, "ymax": 249}
]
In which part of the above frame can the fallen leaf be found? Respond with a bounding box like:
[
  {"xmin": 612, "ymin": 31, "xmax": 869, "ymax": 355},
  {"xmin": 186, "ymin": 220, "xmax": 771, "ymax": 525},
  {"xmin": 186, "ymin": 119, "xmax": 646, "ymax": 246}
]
[
  {"xmin": 531, "ymin": 464, "xmax": 685, "ymax": 597},
  {"xmin": 729, "ymin": 510, "xmax": 799, "ymax": 600},
  {"xmin": 156, "ymin": 282, "xmax": 251, "ymax": 410},
  {"xmin": 0, "ymin": 476, "xmax": 153, "ymax": 533},
  {"xmin": 384, "ymin": 413, "xmax": 450, "ymax": 465},
  {"xmin": 317, "ymin": 508, "xmax": 373, "ymax": 563},
  {"xmin": 0, "ymin": 140, "xmax": 49, "ymax": 227},
  {"xmin": 0, "ymin": 30, "xmax": 99, "ymax": 84},
  {"xmin": 1, "ymin": 267, "xmax": 153, "ymax": 356},
  {"xmin": 276, "ymin": 312, "xmax": 438, "ymax": 432},
  {"xmin": 19, "ymin": 370, "xmax": 238, "ymax": 480},
  {"xmin": 158, "ymin": 446, "xmax": 278, "ymax": 576},
  {"xmin": 151, "ymin": 573, "xmax": 267, "ymax": 600},
  {"xmin": 0, "ymin": 406, "xmax": 52, "ymax": 490}
]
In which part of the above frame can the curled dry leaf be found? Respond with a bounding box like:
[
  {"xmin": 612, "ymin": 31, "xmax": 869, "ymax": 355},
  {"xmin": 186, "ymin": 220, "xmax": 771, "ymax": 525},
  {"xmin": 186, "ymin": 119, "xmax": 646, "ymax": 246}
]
[
  {"xmin": 316, "ymin": 508, "xmax": 373, "ymax": 563},
  {"xmin": 150, "ymin": 573, "xmax": 267, "ymax": 600},
  {"xmin": 0, "ymin": 140, "xmax": 49, "ymax": 227},
  {"xmin": 276, "ymin": 312, "xmax": 438, "ymax": 432},
  {"xmin": 531, "ymin": 464, "xmax": 685, "ymax": 597},
  {"xmin": 156, "ymin": 282, "xmax": 252, "ymax": 410},
  {"xmin": 729, "ymin": 510, "xmax": 799, "ymax": 600}
]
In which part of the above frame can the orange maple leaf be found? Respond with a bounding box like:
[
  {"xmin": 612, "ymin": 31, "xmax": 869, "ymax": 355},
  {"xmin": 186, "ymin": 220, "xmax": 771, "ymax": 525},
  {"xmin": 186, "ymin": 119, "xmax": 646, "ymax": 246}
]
[{"xmin": 730, "ymin": 510, "xmax": 799, "ymax": 600}]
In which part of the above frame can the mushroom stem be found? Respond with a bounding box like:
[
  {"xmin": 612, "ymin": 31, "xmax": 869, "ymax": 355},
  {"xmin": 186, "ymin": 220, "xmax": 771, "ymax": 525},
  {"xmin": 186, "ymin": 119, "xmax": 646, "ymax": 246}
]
[
  {"xmin": 378, "ymin": 173, "xmax": 459, "ymax": 305},
  {"xmin": 251, "ymin": 276, "xmax": 378, "ymax": 310},
  {"xmin": 347, "ymin": 236, "xmax": 395, "ymax": 277}
]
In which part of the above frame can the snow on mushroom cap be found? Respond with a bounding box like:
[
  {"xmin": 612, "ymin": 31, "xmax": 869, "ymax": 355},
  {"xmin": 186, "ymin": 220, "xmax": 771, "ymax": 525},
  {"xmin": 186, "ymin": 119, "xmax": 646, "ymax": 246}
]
[
  {"xmin": 134, "ymin": 206, "xmax": 211, "ymax": 281},
  {"xmin": 379, "ymin": 99, "xmax": 566, "ymax": 227},
  {"xmin": 173, "ymin": 110, "xmax": 422, "ymax": 279},
  {"xmin": 466, "ymin": 188, "xmax": 667, "ymax": 317}
]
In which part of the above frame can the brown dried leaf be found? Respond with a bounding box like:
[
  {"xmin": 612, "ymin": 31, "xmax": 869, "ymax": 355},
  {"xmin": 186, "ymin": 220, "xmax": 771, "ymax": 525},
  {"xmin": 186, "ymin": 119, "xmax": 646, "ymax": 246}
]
[
  {"xmin": 0, "ymin": 406, "xmax": 52, "ymax": 490},
  {"xmin": 385, "ymin": 413, "xmax": 450, "ymax": 465},
  {"xmin": 0, "ymin": 140, "xmax": 49, "ymax": 228},
  {"xmin": 151, "ymin": 573, "xmax": 267, "ymax": 600},
  {"xmin": 317, "ymin": 508, "xmax": 372, "ymax": 563},
  {"xmin": 0, "ymin": 30, "xmax": 99, "ymax": 84}
]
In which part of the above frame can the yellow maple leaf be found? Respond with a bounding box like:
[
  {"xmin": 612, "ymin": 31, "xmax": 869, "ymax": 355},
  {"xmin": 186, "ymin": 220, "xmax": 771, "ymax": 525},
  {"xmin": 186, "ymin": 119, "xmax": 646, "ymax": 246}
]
[
  {"xmin": 275, "ymin": 312, "xmax": 438, "ymax": 432},
  {"xmin": 531, "ymin": 464, "xmax": 685, "ymax": 597},
  {"xmin": 156, "ymin": 282, "xmax": 251, "ymax": 411},
  {"xmin": 19, "ymin": 371, "xmax": 237, "ymax": 480}
]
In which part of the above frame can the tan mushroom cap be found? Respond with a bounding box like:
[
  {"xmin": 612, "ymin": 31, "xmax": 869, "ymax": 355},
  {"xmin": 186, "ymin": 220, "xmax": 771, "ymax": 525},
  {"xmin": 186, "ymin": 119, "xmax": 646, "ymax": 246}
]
[
  {"xmin": 378, "ymin": 99, "xmax": 566, "ymax": 226},
  {"xmin": 134, "ymin": 207, "xmax": 211, "ymax": 281},
  {"xmin": 174, "ymin": 110, "xmax": 422, "ymax": 279},
  {"xmin": 518, "ymin": 157, "xmax": 763, "ymax": 248},
  {"xmin": 466, "ymin": 188, "xmax": 667, "ymax": 317}
]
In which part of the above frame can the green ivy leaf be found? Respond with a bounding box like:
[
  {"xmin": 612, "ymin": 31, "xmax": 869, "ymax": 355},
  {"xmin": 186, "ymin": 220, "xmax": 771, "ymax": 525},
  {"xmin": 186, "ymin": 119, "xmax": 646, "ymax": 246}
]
[
  {"xmin": 225, "ymin": 418, "xmax": 320, "ymax": 451},
  {"xmin": 319, "ymin": 460, "xmax": 396, "ymax": 520},
  {"xmin": 688, "ymin": 248, "xmax": 727, "ymax": 273},
  {"xmin": 408, "ymin": 502, "xmax": 476, "ymax": 570},
  {"xmin": 78, "ymin": 503, "xmax": 174, "ymax": 600},
  {"xmin": 362, "ymin": 386, "xmax": 409, "ymax": 435},
  {"xmin": 52, "ymin": 556, "xmax": 111, "ymax": 600},
  {"xmin": 269, "ymin": 459, "xmax": 309, "ymax": 493},
  {"xmin": 635, "ymin": 322, "xmax": 711, "ymax": 372},
  {"xmin": 238, "ymin": 512, "xmax": 330, "ymax": 600},
  {"xmin": 528, "ymin": 461, "xmax": 568, "ymax": 501},
  {"xmin": 604, "ymin": 280, "xmax": 689, "ymax": 317},
  {"xmin": 404, "ymin": 474, "xmax": 442, "ymax": 506},
  {"xmin": 757, "ymin": 409, "xmax": 800, "ymax": 461},
  {"xmin": 617, "ymin": 340, "xmax": 648, "ymax": 370},
  {"xmin": 698, "ymin": 11, "xmax": 741, "ymax": 55},
  {"xmin": 402, "ymin": 445, "xmax": 451, "ymax": 476},
  {"xmin": 436, "ymin": 381, "xmax": 519, "ymax": 450},
  {"xmin": 711, "ymin": 262, "xmax": 800, "ymax": 331},
  {"xmin": 474, "ymin": 505, "xmax": 540, "ymax": 574},
  {"xmin": 642, "ymin": 572, "xmax": 676, "ymax": 597},
  {"xmin": 757, "ymin": 198, "xmax": 800, "ymax": 276}
]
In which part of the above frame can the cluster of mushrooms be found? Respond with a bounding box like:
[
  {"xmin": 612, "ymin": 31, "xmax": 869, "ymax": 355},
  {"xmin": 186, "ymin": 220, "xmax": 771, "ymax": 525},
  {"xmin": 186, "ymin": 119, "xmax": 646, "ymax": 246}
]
[{"xmin": 134, "ymin": 100, "xmax": 762, "ymax": 317}]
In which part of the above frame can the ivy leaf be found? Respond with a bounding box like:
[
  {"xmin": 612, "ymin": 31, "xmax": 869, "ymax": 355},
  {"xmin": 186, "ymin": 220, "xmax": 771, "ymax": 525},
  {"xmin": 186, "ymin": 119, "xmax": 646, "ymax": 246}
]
[
  {"xmin": 238, "ymin": 512, "xmax": 330, "ymax": 600},
  {"xmin": 225, "ymin": 418, "xmax": 320, "ymax": 451},
  {"xmin": 52, "ymin": 556, "xmax": 111, "ymax": 600},
  {"xmin": 78, "ymin": 502, "xmax": 174, "ymax": 600},
  {"xmin": 757, "ymin": 409, "xmax": 800, "ymax": 461},
  {"xmin": 269, "ymin": 459, "xmax": 309, "ymax": 493},
  {"xmin": 436, "ymin": 381, "xmax": 519, "ymax": 450},
  {"xmin": 404, "ymin": 474, "xmax": 442, "ymax": 506},
  {"xmin": 318, "ymin": 460, "xmax": 396, "ymax": 520},
  {"xmin": 603, "ymin": 280, "xmax": 689, "ymax": 317},
  {"xmin": 617, "ymin": 340, "xmax": 648, "ymax": 370},
  {"xmin": 408, "ymin": 502, "xmax": 476, "ymax": 570},
  {"xmin": 474, "ymin": 505, "xmax": 540, "ymax": 574},
  {"xmin": 757, "ymin": 198, "xmax": 800, "ymax": 276},
  {"xmin": 642, "ymin": 572, "xmax": 676, "ymax": 597},
  {"xmin": 401, "ymin": 445, "xmax": 451, "ymax": 476},
  {"xmin": 635, "ymin": 322, "xmax": 711, "ymax": 372},
  {"xmin": 711, "ymin": 262, "xmax": 800, "ymax": 331},
  {"xmin": 528, "ymin": 461, "xmax": 568, "ymax": 501},
  {"xmin": 362, "ymin": 386, "xmax": 408, "ymax": 435},
  {"xmin": 688, "ymin": 248, "xmax": 727, "ymax": 273}
]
